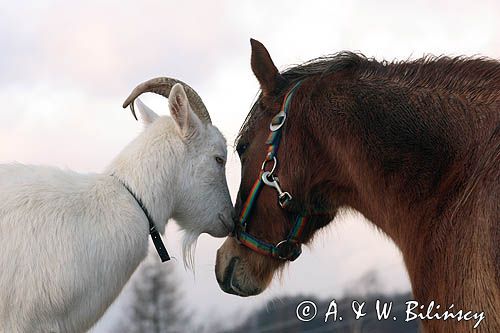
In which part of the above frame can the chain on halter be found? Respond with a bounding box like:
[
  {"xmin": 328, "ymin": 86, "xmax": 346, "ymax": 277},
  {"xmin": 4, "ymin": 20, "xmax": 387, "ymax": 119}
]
[{"xmin": 235, "ymin": 80, "xmax": 308, "ymax": 261}]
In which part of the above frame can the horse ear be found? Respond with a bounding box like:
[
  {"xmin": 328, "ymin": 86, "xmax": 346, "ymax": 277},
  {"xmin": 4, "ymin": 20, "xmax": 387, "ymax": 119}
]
[{"xmin": 250, "ymin": 38, "xmax": 286, "ymax": 96}]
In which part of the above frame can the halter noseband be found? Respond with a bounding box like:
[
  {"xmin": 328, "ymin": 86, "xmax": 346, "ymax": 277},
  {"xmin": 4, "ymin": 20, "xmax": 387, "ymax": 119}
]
[{"xmin": 235, "ymin": 81, "xmax": 308, "ymax": 261}]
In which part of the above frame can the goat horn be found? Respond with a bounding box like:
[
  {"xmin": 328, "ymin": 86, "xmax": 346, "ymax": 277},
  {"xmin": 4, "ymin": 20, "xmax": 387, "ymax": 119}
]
[{"xmin": 122, "ymin": 77, "xmax": 211, "ymax": 124}]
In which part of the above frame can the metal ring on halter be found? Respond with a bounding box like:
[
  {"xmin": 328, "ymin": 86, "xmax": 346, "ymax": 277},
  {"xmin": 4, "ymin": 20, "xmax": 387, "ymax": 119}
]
[
  {"xmin": 275, "ymin": 239, "xmax": 300, "ymax": 260},
  {"xmin": 261, "ymin": 156, "xmax": 277, "ymax": 174},
  {"xmin": 270, "ymin": 111, "xmax": 287, "ymax": 132}
]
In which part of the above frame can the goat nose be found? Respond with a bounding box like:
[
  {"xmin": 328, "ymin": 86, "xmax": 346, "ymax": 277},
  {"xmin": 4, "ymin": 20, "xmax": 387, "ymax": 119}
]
[{"xmin": 219, "ymin": 211, "xmax": 234, "ymax": 234}]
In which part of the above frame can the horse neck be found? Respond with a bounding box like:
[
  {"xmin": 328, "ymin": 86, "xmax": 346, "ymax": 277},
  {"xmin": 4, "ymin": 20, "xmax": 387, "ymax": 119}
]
[
  {"xmin": 299, "ymin": 76, "xmax": 499, "ymax": 308},
  {"xmin": 105, "ymin": 126, "xmax": 184, "ymax": 232}
]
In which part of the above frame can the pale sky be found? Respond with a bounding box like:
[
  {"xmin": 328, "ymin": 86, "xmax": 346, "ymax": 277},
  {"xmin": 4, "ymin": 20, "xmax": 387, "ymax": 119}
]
[{"xmin": 1, "ymin": 0, "xmax": 499, "ymax": 331}]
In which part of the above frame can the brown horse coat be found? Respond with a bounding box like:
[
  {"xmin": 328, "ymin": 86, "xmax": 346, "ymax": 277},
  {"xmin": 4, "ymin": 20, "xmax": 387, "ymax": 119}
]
[{"xmin": 216, "ymin": 39, "xmax": 499, "ymax": 333}]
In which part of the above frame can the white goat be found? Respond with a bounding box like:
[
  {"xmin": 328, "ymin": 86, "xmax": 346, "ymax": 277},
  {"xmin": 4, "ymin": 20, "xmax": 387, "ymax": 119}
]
[{"xmin": 0, "ymin": 79, "xmax": 233, "ymax": 333}]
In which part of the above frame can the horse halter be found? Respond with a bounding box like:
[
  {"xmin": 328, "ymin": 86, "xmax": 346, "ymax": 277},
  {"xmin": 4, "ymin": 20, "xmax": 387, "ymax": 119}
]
[{"xmin": 235, "ymin": 80, "xmax": 308, "ymax": 261}]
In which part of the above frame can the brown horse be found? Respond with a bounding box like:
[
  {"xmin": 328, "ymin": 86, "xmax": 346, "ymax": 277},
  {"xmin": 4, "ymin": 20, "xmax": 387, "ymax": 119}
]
[{"xmin": 215, "ymin": 39, "xmax": 499, "ymax": 332}]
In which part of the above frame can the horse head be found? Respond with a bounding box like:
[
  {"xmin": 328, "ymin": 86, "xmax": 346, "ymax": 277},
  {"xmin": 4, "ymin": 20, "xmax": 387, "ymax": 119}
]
[{"xmin": 215, "ymin": 40, "xmax": 338, "ymax": 296}]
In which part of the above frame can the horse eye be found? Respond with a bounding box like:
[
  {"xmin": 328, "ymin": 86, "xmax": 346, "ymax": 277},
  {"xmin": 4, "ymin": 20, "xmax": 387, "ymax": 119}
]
[
  {"xmin": 236, "ymin": 143, "xmax": 248, "ymax": 156},
  {"xmin": 215, "ymin": 156, "xmax": 225, "ymax": 165}
]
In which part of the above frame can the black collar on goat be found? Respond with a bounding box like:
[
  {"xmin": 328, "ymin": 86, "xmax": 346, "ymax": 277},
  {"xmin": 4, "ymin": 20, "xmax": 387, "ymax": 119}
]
[{"xmin": 113, "ymin": 175, "xmax": 170, "ymax": 262}]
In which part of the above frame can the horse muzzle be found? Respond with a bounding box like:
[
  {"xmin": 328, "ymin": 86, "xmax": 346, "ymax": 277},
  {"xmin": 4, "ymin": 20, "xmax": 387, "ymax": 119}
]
[{"xmin": 215, "ymin": 239, "xmax": 267, "ymax": 297}]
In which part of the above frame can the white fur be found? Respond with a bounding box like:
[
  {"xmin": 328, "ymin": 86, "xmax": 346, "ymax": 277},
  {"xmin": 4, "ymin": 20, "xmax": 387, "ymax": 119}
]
[{"xmin": 0, "ymin": 84, "xmax": 233, "ymax": 332}]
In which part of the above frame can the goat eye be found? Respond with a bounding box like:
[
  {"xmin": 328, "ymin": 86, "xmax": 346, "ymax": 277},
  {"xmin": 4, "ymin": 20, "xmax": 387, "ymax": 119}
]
[
  {"xmin": 215, "ymin": 156, "xmax": 225, "ymax": 165},
  {"xmin": 236, "ymin": 143, "xmax": 248, "ymax": 156}
]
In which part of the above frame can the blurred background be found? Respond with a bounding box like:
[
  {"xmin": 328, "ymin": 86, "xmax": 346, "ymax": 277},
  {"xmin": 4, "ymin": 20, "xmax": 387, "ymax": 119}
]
[{"xmin": 1, "ymin": 0, "xmax": 498, "ymax": 332}]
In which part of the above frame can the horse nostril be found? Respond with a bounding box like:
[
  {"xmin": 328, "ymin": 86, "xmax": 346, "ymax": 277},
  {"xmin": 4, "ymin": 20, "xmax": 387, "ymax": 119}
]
[{"xmin": 219, "ymin": 257, "xmax": 243, "ymax": 295}]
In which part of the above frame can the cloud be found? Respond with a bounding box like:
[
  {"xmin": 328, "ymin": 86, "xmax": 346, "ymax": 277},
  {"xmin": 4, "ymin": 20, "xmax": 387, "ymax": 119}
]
[{"xmin": 0, "ymin": 0, "xmax": 246, "ymax": 97}]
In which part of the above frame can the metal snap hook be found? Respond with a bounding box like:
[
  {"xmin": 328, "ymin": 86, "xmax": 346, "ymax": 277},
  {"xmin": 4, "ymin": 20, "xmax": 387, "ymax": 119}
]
[
  {"xmin": 262, "ymin": 171, "xmax": 280, "ymax": 190},
  {"xmin": 278, "ymin": 192, "xmax": 292, "ymax": 208},
  {"xmin": 262, "ymin": 172, "xmax": 293, "ymax": 206}
]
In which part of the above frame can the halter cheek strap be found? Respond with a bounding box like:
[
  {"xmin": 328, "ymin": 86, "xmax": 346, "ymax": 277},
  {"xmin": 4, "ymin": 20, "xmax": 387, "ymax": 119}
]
[{"xmin": 235, "ymin": 81, "xmax": 308, "ymax": 261}]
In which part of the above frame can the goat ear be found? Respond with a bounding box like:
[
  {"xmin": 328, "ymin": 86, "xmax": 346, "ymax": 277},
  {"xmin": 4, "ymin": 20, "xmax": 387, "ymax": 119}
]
[
  {"xmin": 250, "ymin": 38, "xmax": 286, "ymax": 96},
  {"xmin": 168, "ymin": 83, "xmax": 201, "ymax": 138},
  {"xmin": 135, "ymin": 99, "xmax": 159, "ymax": 125}
]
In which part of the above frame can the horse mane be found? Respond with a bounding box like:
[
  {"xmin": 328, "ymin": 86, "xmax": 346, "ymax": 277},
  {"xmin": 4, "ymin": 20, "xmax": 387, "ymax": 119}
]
[
  {"xmin": 282, "ymin": 52, "xmax": 500, "ymax": 102},
  {"xmin": 237, "ymin": 52, "xmax": 500, "ymax": 145}
]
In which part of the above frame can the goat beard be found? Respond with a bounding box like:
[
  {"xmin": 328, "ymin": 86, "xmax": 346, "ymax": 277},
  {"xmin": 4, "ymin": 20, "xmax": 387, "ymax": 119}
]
[{"xmin": 181, "ymin": 229, "xmax": 200, "ymax": 270}]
